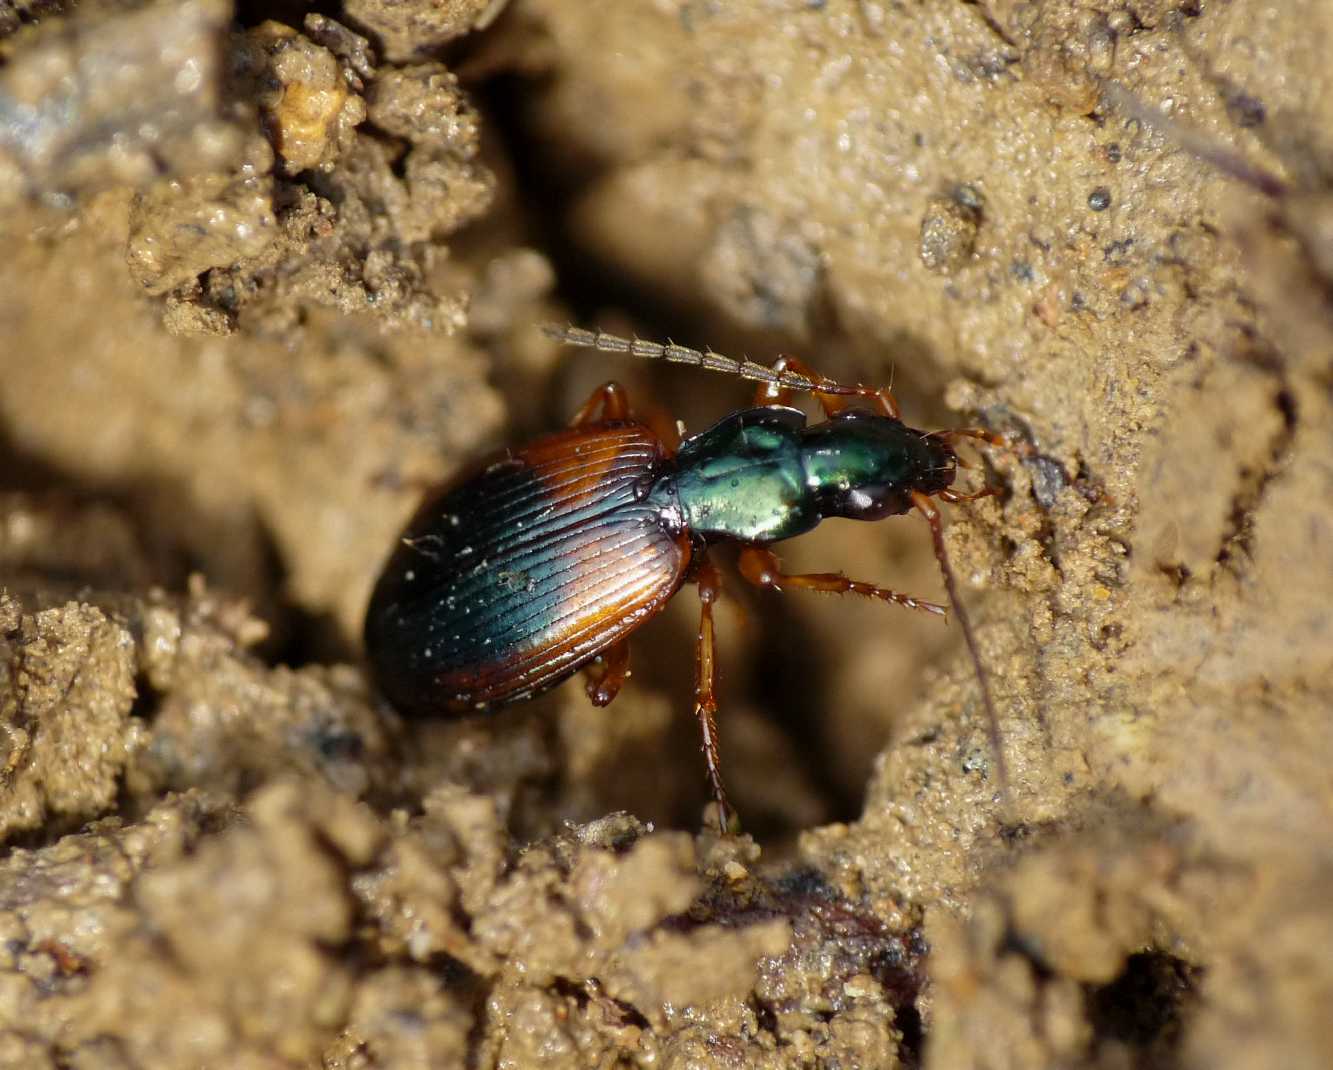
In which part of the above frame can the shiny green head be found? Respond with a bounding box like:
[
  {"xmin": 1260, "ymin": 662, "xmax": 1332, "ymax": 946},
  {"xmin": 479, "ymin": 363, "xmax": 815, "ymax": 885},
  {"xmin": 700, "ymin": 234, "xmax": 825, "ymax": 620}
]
[{"xmin": 800, "ymin": 409, "xmax": 957, "ymax": 521}]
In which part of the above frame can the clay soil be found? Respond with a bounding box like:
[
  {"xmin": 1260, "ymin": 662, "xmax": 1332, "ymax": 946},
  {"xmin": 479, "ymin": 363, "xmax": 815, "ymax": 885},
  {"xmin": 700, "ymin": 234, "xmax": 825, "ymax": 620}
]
[{"xmin": 1, "ymin": 2, "xmax": 1331, "ymax": 1068}]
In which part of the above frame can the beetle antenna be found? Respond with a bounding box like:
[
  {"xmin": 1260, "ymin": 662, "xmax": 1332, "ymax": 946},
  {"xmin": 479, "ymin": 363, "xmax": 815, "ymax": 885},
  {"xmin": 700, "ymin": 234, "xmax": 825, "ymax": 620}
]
[
  {"xmin": 910, "ymin": 491, "xmax": 1011, "ymax": 808},
  {"xmin": 543, "ymin": 323, "xmax": 860, "ymax": 397}
]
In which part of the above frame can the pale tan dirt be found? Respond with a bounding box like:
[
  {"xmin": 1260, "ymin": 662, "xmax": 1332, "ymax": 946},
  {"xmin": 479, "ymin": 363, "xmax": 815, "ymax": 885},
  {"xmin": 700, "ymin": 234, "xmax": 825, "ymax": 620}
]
[{"xmin": 1, "ymin": 1, "xmax": 1331, "ymax": 1068}]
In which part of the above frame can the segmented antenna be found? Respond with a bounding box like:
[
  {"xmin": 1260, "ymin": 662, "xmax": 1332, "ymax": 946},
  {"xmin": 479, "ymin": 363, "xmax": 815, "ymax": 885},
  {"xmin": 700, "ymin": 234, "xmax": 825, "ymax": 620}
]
[{"xmin": 542, "ymin": 324, "xmax": 861, "ymax": 397}]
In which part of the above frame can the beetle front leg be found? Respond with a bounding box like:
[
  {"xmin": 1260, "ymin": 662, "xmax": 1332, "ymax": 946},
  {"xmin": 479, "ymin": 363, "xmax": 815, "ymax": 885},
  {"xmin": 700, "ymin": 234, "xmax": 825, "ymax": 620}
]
[
  {"xmin": 693, "ymin": 555, "xmax": 735, "ymax": 834},
  {"xmin": 737, "ymin": 545, "xmax": 948, "ymax": 617},
  {"xmin": 755, "ymin": 355, "xmax": 849, "ymax": 416},
  {"xmin": 583, "ymin": 640, "xmax": 631, "ymax": 707},
  {"xmin": 570, "ymin": 380, "xmax": 631, "ymax": 427},
  {"xmin": 756, "ymin": 354, "xmax": 904, "ymax": 420}
]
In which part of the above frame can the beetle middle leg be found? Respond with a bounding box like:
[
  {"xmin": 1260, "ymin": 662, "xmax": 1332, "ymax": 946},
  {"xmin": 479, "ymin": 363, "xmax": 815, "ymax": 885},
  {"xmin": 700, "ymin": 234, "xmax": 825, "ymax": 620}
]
[
  {"xmin": 693, "ymin": 554, "xmax": 734, "ymax": 833},
  {"xmin": 737, "ymin": 545, "xmax": 948, "ymax": 617},
  {"xmin": 583, "ymin": 640, "xmax": 630, "ymax": 707}
]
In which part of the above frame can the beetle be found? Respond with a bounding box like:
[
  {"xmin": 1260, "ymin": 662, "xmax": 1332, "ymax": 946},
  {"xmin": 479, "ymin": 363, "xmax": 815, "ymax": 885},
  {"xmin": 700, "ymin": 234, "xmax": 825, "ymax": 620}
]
[{"xmin": 364, "ymin": 325, "xmax": 1008, "ymax": 830}]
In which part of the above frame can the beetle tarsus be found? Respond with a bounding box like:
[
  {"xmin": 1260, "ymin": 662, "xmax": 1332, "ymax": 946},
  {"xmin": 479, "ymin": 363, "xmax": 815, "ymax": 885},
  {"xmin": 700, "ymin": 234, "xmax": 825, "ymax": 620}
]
[{"xmin": 584, "ymin": 641, "xmax": 631, "ymax": 707}]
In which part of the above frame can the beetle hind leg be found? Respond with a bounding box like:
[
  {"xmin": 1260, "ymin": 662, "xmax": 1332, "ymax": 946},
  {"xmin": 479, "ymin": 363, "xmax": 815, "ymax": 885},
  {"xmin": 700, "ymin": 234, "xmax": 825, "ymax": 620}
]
[
  {"xmin": 583, "ymin": 640, "xmax": 631, "ymax": 707},
  {"xmin": 737, "ymin": 546, "xmax": 948, "ymax": 618}
]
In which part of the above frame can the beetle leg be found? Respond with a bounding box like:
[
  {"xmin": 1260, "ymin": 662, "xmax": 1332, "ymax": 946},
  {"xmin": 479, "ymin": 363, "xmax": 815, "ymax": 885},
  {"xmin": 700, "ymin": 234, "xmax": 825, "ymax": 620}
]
[
  {"xmin": 756, "ymin": 355, "xmax": 849, "ymax": 416},
  {"xmin": 693, "ymin": 555, "xmax": 735, "ymax": 833},
  {"xmin": 737, "ymin": 545, "xmax": 948, "ymax": 618},
  {"xmin": 870, "ymin": 384, "xmax": 902, "ymax": 420},
  {"xmin": 572, "ymin": 381, "xmax": 681, "ymax": 453},
  {"xmin": 931, "ymin": 426, "xmax": 1018, "ymax": 501},
  {"xmin": 757, "ymin": 355, "xmax": 905, "ymax": 421},
  {"xmin": 940, "ymin": 485, "xmax": 999, "ymax": 504},
  {"xmin": 935, "ymin": 426, "xmax": 1038, "ymax": 465},
  {"xmin": 570, "ymin": 380, "xmax": 631, "ymax": 426},
  {"xmin": 583, "ymin": 640, "xmax": 631, "ymax": 707},
  {"xmin": 938, "ymin": 426, "xmax": 1008, "ymax": 449}
]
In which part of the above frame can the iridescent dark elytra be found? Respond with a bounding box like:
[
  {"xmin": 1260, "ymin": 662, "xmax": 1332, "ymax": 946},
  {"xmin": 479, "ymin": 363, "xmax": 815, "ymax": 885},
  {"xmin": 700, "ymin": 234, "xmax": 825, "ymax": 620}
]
[{"xmin": 364, "ymin": 325, "xmax": 1008, "ymax": 830}]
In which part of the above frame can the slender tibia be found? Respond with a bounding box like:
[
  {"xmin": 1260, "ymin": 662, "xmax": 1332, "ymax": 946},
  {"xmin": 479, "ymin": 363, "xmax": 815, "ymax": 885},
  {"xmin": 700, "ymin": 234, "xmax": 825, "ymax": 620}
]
[
  {"xmin": 737, "ymin": 545, "xmax": 948, "ymax": 618},
  {"xmin": 692, "ymin": 556, "xmax": 734, "ymax": 834}
]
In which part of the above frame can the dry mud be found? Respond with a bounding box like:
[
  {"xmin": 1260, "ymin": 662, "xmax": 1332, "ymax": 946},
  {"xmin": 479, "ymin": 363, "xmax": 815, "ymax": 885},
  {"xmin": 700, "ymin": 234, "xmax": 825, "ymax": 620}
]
[{"xmin": 1, "ymin": 1, "xmax": 1331, "ymax": 1068}]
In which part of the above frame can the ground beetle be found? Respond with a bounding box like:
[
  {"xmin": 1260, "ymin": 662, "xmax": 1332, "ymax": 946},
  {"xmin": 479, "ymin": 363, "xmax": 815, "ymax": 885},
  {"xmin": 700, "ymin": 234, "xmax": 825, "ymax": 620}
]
[{"xmin": 364, "ymin": 325, "xmax": 1009, "ymax": 829}]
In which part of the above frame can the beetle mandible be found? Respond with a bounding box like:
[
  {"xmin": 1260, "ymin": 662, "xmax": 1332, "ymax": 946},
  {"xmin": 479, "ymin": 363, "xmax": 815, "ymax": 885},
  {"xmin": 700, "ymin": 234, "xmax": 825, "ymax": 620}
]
[{"xmin": 364, "ymin": 325, "xmax": 1009, "ymax": 830}]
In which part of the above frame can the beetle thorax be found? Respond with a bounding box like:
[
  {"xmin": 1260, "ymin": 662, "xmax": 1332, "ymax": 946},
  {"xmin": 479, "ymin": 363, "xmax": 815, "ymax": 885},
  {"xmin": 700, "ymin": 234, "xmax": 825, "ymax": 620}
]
[{"xmin": 652, "ymin": 408, "xmax": 819, "ymax": 544}]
